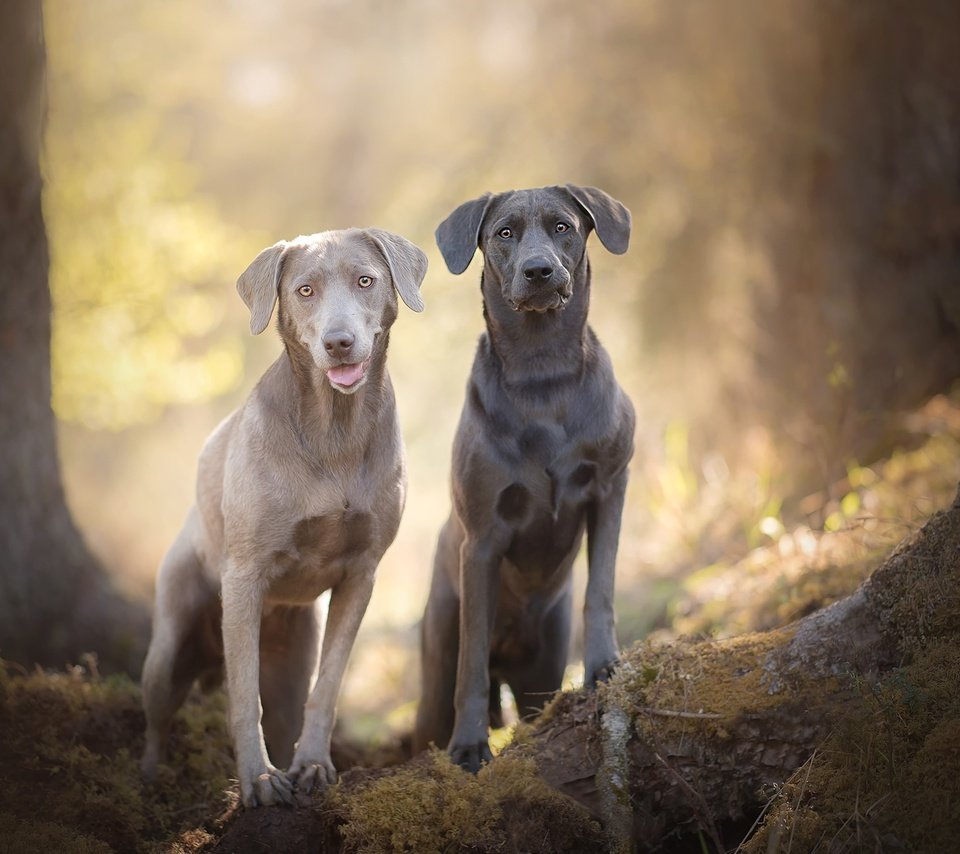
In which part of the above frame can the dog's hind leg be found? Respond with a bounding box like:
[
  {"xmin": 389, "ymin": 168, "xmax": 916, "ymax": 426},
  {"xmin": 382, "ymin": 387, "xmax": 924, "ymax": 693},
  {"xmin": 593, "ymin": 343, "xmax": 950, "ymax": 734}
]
[
  {"xmin": 141, "ymin": 512, "xmax": 218, "ymax": 779},
  {"xmin": 504, "ymin": 584, "xmax": 572, "ymax": 723},
  {"xmin": 487, "ymin": 675, "xmax": 506, "ymax": 729},
  {"xmin": 259, "ymin": 603, "xmax": 321, "ymax": 770},
  {"xmin": 413, "ymin": 522, "xmax": 461, "ymax": 754}
]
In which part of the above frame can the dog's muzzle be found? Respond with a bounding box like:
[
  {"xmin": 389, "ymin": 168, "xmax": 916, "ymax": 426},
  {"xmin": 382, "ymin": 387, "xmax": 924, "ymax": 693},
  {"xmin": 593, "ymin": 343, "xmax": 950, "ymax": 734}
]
[
  {"xmin": 510, "ymin": 290, "xmax": 571, "ymax": 313},
  {"xmin": 510, "ymin": 257, "xmax": 571, "ymax": 312}
]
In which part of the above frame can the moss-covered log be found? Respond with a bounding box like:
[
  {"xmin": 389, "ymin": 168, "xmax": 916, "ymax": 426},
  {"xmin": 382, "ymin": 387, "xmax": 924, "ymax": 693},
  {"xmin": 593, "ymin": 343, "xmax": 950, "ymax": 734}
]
[
  {"xmin": 523, "ymin": 484, "xmax": 960, "ymax": 851},
  {"xmin": 204, "ymin": 485, "xmax": 960, "ymax": 853}
]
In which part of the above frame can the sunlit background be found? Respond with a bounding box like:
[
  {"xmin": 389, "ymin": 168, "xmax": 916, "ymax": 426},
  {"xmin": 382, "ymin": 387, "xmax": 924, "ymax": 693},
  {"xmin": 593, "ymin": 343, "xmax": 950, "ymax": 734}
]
[{"xmin": 44, "ymin": 0, "xmax": 960, "ymax": 742}]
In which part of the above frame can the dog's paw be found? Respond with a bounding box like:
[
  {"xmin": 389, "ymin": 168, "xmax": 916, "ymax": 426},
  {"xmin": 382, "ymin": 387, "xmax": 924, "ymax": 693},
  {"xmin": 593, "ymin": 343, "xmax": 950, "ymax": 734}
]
[
  {"xmin": 585, "ymin": 656, "xmax": 619, "ymax": 687},
  {"xmin": 240, "ymin": 765, "xmax": 295, "ymax": 808},
  {"xmin": 287, "ymin": 755, "xmax": 338, "ymax": 793},
  {"xmin": 448, "ymin": 740, "xmax": 493, "ymax": 774}
]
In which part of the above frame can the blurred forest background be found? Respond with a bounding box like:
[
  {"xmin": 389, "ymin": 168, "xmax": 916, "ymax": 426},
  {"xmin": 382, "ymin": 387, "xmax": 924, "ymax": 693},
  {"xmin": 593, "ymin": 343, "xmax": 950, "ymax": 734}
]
[{"xmin": 34, "ymin": 0, "xmax": 960, "ymax": 745}]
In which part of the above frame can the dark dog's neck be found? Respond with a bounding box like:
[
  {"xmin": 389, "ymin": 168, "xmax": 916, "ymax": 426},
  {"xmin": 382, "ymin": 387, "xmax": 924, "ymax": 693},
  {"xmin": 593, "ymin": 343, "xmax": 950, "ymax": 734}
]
[
  {"xmin": 481, "ymin": 253, "xmax": 592, "ymax": 391},
  {"xmin": 263, "ymin": 332, "xmax": 392, "ymax": 462}
]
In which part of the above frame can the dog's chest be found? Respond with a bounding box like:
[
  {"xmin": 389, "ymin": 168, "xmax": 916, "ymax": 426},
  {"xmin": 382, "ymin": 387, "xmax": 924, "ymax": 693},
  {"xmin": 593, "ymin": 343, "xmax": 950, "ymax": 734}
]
[
  {"xmin": 294, "ymin": 509, "xmax": 373, "ymax": 562},
  {"xmin": 495, "ymin": 438, "xmax": 602, "ymax": 578},
  {"xmin": 499, "ymin": 424, "xmax": 600, "ymax": 520},
  {"xmin": 266, "ymin": 506, "xmax": 378, "ymax": 603}
]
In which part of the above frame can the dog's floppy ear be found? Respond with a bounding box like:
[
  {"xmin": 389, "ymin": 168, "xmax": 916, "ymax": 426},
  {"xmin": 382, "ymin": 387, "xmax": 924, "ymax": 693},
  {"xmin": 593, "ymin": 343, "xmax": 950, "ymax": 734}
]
[
  {"xmin": 564, "ymin": 185, "xmax": 632, "ymax": 255},
  {"xmin": 237, "ymin": 241, "xmax": 287, "ymax": 335},
  {"xmin": 435, "ymin": 193, "xmax": 493, "ymax": 274},
  {"xmin": 368, "ymin": 229, "xmax": 428, "ymax": 312}
]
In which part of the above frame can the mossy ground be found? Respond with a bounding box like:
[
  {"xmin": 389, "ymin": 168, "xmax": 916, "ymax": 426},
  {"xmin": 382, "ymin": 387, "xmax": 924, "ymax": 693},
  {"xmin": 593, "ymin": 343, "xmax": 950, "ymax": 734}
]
[
  {"xmin": 0, "ymin": 660, "xmax": 602, "ymax": 853},
  {"xmin": 330, "ymin": 749, "xmax": 603, "ymax": 854},
  {"xmin": 591, "ymin": 395, "xmax": 960, "ymax": 852},
  {"xmin": 739, "ymin": 476, "xmax": 960, "ymax": 853},
  {"xmin": 599, "ymin": 628, "xmax": 794, "ymax": 745},
  {"xmin": 0, "ymin": 661, "xmax": 235, "ymax": 853},
  {"xmin": 742, "ymin": 641, "xmax": 960, "ymax": 853}
]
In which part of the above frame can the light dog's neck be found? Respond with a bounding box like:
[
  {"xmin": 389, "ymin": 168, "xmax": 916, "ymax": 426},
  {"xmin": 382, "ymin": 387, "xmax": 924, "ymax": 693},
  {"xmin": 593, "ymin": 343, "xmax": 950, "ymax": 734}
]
[
  {"xmin": 480, "ymin": 253, "xmax": 592, "ymax": 391},
  {"xmin": 264, "ymin": 332, "xmax": 392, "ymax": 462}
]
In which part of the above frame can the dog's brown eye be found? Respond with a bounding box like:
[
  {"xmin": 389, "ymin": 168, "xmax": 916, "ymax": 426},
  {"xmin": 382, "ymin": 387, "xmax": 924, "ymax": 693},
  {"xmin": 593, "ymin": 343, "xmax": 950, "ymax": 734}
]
[
  {"xmin": 498, "ymin": 227, "xmax": 512, "ymax": 239},
  {"xmin": 556, "ymin": 222, "xmax": 569, "ymax": 233},
  {"xmin": 297, "ymin": 285, "xmax": 313, "ymax": 297},
  {"xmin": 358, "ymin": 275, "xmax": 373, "ymax": 288}
]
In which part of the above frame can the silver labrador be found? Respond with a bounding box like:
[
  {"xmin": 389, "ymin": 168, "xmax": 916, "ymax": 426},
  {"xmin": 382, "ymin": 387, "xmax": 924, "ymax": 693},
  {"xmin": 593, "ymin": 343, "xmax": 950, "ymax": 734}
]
[{"xmin": 141, "ymin": 228, "xmax": 426, "ymax": 806}]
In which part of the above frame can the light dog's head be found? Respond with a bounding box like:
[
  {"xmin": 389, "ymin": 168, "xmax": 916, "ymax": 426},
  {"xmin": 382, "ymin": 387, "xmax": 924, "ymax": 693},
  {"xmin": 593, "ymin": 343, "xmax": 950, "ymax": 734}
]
[
  {"xmin": 237, "ymin": 228, "xmax": 427, "ymax": 393},
  {"xmin": 435, "ymin": 185, "xmax": 630, "ymax": 313}
]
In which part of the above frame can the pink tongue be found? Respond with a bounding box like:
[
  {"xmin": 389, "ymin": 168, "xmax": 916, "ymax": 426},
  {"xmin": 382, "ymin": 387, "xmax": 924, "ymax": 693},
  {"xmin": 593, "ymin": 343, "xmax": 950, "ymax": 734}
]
[{"xmin": 326, "ymin": 362, "xmax": 366, "ymax": 387}]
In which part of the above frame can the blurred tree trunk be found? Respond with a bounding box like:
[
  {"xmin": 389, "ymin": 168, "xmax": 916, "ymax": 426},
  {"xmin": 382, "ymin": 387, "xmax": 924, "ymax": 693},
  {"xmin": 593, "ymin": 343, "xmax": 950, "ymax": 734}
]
[
  {"xmin": 753, "ymin": 0, "xmax": 960, "ymax": 486},
  {"xmin": 0, "ymin": 0, "xmax": 146, "ymax": 672},
  {"xmin": 624, "ymin": 0, "xmax": 960, "ymax": 501}
]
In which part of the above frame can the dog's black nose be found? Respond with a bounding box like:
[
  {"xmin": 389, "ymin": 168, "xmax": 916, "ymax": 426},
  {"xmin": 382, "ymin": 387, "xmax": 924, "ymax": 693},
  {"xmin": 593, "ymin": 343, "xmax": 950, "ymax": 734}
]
[
  {"xmin": 522, "ymin": 259, "xmax": 555, "ymax": 282},
  {"xmin": 323, "ymin": 330, "xmax": 355, "ymax": 358}
]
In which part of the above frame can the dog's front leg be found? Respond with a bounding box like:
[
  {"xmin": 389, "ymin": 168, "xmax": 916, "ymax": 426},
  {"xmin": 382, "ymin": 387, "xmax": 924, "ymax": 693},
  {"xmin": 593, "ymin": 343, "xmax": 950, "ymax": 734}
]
[
  {"xmin": 584, "ymin": 469, "xmax": 628, "ymax": 686},
  {"xmin": 221, "ymin": 569, "xmax": 294, "ymax": 807},
  {"xmin": 449, "ymin": 537, "xmax": 501, "ymax": 772},
  {"xmin": 287, "ymin": 568, "xmax": 375, "ymax": 792}
]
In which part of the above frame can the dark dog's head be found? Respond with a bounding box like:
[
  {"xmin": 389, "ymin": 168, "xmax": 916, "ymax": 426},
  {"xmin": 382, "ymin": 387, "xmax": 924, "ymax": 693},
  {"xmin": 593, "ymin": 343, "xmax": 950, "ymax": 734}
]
[
  {"xmin": 237, "ymin": 228, "xmax": 426, "ymax": 394},
  {"xmin": 436, "ymin": 185, "xmax": 630, "ymax": 313}
]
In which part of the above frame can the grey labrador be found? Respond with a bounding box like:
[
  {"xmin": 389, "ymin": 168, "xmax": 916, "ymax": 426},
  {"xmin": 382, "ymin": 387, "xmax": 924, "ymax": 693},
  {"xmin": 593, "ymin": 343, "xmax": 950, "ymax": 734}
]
[
  {"xmin": 413, "ymin": 185, "xmax": 635, "ymax": 771},
  {"xmin": 140, "ymin": 228, "xmax": 427, "ymax": 806}
]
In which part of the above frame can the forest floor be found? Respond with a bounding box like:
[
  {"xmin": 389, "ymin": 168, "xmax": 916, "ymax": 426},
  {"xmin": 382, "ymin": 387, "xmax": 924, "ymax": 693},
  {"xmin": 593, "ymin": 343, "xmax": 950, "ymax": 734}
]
[{"xmin": 2, "ymin": 391, "xmax": 959, "ymax": 853}]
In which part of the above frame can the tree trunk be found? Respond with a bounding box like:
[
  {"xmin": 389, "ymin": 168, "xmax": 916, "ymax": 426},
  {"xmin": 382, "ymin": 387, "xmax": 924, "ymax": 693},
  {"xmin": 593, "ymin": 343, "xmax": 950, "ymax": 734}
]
[
  {"xmin": 0, "ymin": 0, "xmax": 147, "ymax": 672},
  {"xmin": 751, "ymin": 0, "xmax": 960, "ymax": 486}
]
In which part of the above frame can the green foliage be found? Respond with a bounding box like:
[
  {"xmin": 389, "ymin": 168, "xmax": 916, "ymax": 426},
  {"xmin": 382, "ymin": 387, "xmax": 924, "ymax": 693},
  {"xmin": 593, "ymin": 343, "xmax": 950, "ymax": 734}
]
[
  {"xmin": 665, "ymin": 399, "xmax": 960, "ymax": 640},
  {"xmin": 44, "ymin": 4, "xmax": 254, "ymax": 430}
]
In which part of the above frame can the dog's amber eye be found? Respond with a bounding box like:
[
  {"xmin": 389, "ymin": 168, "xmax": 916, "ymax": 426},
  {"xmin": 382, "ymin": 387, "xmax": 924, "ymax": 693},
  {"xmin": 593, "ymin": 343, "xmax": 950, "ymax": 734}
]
[
  {"xmin": 555, "ymin": 222, "xmax": 569, "ymax": 233},
  {"xmin": 498, "ymin": 227, "xmax": 512, "ymax": 239},
  {"xmin": 358, "ymin": 275, "xmax": 373, "ymax": 288},
  {"xmin": 297, "ymin": 285, "xmax": 313, "ymax": 297}
]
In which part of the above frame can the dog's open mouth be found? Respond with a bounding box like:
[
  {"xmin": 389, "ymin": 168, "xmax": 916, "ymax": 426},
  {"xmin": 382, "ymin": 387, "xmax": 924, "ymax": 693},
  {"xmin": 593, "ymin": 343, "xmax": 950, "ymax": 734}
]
[{"xmin": 326, "ymin": 359, "xmax": 370, "ymax": 389}]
